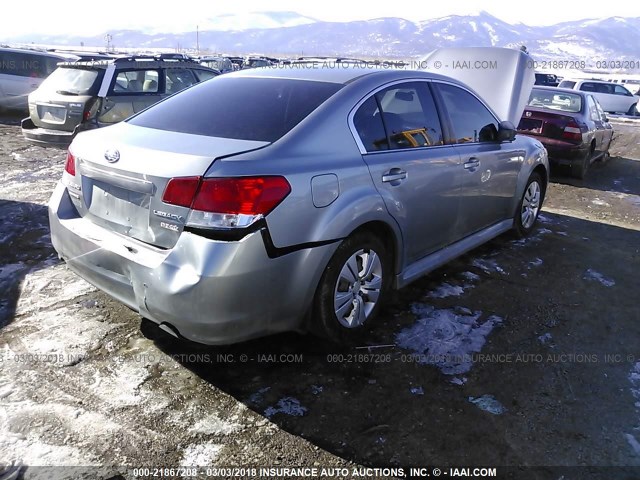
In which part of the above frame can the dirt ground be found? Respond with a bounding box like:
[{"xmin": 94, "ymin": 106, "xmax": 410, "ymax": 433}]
[{"xmin": 0, "ymin": 112, "xmax": 639, "ymax": 480}]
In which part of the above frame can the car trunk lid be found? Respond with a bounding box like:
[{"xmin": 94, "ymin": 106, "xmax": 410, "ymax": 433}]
[
  {"xmin": 29, "ymin": 66, "xmax": 104, "ymax": 131},
  {"xmin": 517, "ymin": 107, "xmax": 581, "ymax": 141},
  {"xmin": 67, "ymin": 122, "xmax": 269, "ymax": 249},
  {"xmin": 421, "ymin": 47, "xmax": 535, "ymax": 125}
]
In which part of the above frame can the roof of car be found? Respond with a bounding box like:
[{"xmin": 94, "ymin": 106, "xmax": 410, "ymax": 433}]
[
  {"xmin": 561, "ymin": 78, "xmax": 610, "ymax": 84},
  {"xmin": 222, "ymin": 64, "xmax": 465, "ymax": 86},
  {"xmin": 0, "ymin": 46, "xmax": 78, "ymax": 60},
  {"xmin": 57, "ymin": 56, "xmax": 214, "ymax": 70}
]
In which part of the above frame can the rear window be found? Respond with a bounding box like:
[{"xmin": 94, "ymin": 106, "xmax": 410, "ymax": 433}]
[
  {"xmin": 128, "ymin": 77, "xmax": 343, "ymax": 142},
  {"xmin": 558, "ymin": 80, "xmax": 576, "ymax": 89},
  {"xmin": 38, "ymin": 67, "xmax": 103, "ymax": 95},
  {"xmin": 527, "ymin": 88, "xmax": 583, "ymax": 113}
]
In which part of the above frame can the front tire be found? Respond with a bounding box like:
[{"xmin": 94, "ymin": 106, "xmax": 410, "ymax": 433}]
[
  {"xmin": 313, "ymin": 232, "xmax": 391, "ymax": 344},
  {"xmin": 514, "ymin": 172, "xmax": 545, "ymax": 237}
]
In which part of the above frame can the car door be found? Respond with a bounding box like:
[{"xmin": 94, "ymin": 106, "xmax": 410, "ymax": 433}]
[
  {"xmin": 352, "ymin": 81, "xmax": 461, "ymax": 264},
  {"xmin": 594, "ymin": 99, "xmax": 614, "ymax": 153},
  {"xmin": 433, "ymin": 82, "xmax": 523, "ymax": 238},
  {"xmin": 612, "ymin": 84, "xmax": 637, "ymax": 113},
  {"xmin": 586, "ymin": 95, "xmax": 605, "ymax": 157}
]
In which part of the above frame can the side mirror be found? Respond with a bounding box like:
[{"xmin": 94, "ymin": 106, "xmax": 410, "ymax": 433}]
[
  {"xmin": 602, "ymin": 114, "xmax": 609, "ymax": 122},
  {"xmin": 497, "ymin": 121, "xmax": 516, "ymax": 142}
]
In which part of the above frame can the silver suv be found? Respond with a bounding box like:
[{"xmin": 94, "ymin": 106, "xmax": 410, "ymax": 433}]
[
  {"xmin": 22, "ymin": 54, "xmax": 219, "ymax": 146},
  {"xmin": 48, "ymin": 49, "xmax": 549, "ymax": 345}
]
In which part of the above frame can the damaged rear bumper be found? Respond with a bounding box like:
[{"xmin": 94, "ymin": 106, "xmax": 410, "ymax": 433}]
[{"xmin": 48, "ymin": 182, "xmax": 337, "ymax": 345}]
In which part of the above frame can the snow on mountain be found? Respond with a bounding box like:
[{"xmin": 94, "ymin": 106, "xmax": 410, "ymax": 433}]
[
  {"xmin": 197, "ymin": 11, "xmax": 317, "ymax": 31},
  {"xmin": 4, "ymin": 11, "xmax": 640, "ymax": 66}
]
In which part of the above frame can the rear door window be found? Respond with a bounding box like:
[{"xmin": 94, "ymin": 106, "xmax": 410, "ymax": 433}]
[
  {"xmin": 193, "ymin": 69, "xmax": 217, "ymax": 82},
  {"xmin": 112, "ymin": 70, "xmax": 159, "ymax": 94},
  {"xmin": 558, "ymin": 80, "xmax": 576, "ymax": 89},
  {"xmin": 353, "ymin": 82, "xmax": 444, "ymax": 152},
  {"xmin": 165, "ymin": 68, "xmax": 197, "ymax": 95},
  {"xmin": 353, "ymin": 96, "xmax": 389, "ymax": 151},
  {"xmin": 586, "ymin": 95, "xmax": 599, "ymax": 121},
  {"xmin": 614, "ymin": 85, "xmax": 632, "ymax": 96},
  {"xmin": 435, "ymin": 83, "xmax": 499, "ymax": 143}
]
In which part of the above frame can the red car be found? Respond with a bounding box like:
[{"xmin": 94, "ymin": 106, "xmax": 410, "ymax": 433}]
[{"xmin": 517, "ymin": 86, "xmax": 614, "ymax": 178}]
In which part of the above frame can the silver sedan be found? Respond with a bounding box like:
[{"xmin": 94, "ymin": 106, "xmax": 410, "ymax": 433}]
[{"xmin": 49, "ymin": 58, "xmax": 549, "ymax": 344}]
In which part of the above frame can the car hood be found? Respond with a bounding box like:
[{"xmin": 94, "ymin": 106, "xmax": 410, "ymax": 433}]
[{"xmin": 421, "ymin": 47, "xmax": 535, "ymax": 126}]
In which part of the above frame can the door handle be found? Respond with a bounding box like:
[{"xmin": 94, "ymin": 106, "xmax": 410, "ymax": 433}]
[
  {"xmin": 382, "ymin": 168, "xmax": 407, "ymax": 183},
  {"xmin": 463, "ymin": 158, "xmax": 480, "ymax": 170}
]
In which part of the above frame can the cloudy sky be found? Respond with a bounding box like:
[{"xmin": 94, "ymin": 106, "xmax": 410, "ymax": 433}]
[{"xmin": 3, "ymin": 0, "xmax": 640, "ymax": 36}]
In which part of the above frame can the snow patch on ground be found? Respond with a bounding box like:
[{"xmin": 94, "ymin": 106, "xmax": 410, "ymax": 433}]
[
  {"xmin": 471, "ymin": 258, "xmax": 506, "ymax": 274},
  {"xmin": 427, "ymin": 282, "xmax": 466, "ymax": 298},
  {"xmin": 538, "ymin": 333, "xmax": 553, "ymax": 345},
  {"xmin": 410, "ymin": 386, "xmax": 424, "ymax": 395},
  {"xmin": 180, "ymin": 442, "xmax": 223, "ymax": 466},
  {"xmin": 461, "ymin": 271, "xmax": 480, "ymax": 282},
  {"xmin": 592, "ymin": 198, "xmax": 611, "ymax": 207},
  {"xmin": 468, "ymin": 395, "xmax": 507, "ymax": 415},
  {"xmin": 190, "ymin": 414, "xmax": 242, "ymax": 435},
  {"xmin": 583, "ymin": 269, "xmax": 615, "ymax": 287},
  {"xmin": 16, "ymin": 263, "xmax": 96, "ymax": 316},
  {"xmin": 396, "ymin": 303, "xmax": 503, "ymax": 375},
  {"xmin": 86, "ymin": 361, "xmax": 152, "ymax": 407},
  {"xmin": 529, "ymin": 258, "xmax": 543, "ymax": 268},
  {"xmin": 264, "ymin": 397, "xmax": 307, "ymax": 418}
]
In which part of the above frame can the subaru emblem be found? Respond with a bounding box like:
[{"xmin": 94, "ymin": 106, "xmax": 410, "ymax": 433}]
[{"xmin": 104, "ymin": 149, "xmax": 120, "ymax": 163}]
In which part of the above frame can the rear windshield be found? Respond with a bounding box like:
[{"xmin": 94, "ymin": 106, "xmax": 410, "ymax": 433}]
[
  {"xmin": 558, "ymin": 80, "xmax": 576, "ymax": 89},
  {"xmin": 38, "ymin": 67, "xmax": 103, "ymax": 95},
  {"xmin": 128, "ymin": 77, "xmax": 343, "ymax": 142},
  {"xmin": 527, "ymin": 88, "xmax": 583, "ymax": 113}
]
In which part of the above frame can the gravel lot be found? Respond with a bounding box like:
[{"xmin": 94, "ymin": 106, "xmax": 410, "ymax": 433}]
[{"xmin": 0, "ymin": 113, "xmax": 639, "ymax": 480}]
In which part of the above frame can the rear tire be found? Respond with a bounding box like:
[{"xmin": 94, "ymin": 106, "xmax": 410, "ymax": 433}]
[
  {"xmin": 313, "ymin": 232, "xmax": 391, "ymax": 344},
  {"xmin": 571, "ymin": 149, "xmax": 591, "ymax": 179},
  {"xmin": 514, "ymin": 172, "xmax": 545, "ymax": 238}
]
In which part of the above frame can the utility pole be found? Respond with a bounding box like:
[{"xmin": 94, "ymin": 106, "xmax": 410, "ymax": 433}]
[{"xmin": 196, "ymin": 25, "xmax": 199, "ymax": 56}]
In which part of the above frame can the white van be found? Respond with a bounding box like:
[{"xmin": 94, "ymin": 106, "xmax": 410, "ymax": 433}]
[
  {"xmin": 0, "ymin": 47, "xmax": 78, "ymax": 112},
  {"xmin": 558, "ymin": 78, "xmax": 639, "ymax": 115}
]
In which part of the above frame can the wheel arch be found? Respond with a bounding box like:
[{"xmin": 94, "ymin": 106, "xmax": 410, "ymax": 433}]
[{"xmin": 345, "ymin": 220, "xmax": 402, "ymax": 278}]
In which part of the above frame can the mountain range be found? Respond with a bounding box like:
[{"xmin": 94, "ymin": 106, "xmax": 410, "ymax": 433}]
[{"xmin": 5, "ymin": 11, "xmax": 640, "ymax": 64}]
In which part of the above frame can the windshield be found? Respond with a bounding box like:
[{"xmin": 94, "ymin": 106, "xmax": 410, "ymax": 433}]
[
  {"xmin": 527, "ymin": 89, "xmax": 583, "ymax": 113},
  {"xmin": 128, "ymin": 77, "xmax": 343, "ymax": 142},
  {"xmin": 38, "ymin": 67, "xmax": 103, "ymax": 95}
]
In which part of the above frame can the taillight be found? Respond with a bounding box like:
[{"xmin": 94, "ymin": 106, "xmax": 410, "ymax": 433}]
[
  {"xmin": 65, "ymin": 150, "xmax": 76, "ymax": 176},
  {"xmin": 562, "ymin": 120, "xmax": 583, "ymax": 142},
  {"xmin": 162, "ymin": 176, "xmax": 291, "ymax": 229},
  {"xmin": 162, "ymin": 176, "xmax": 201, "ymax": 208},
  {"xmin": 193, "ymin": 177, "xmax": 291, "ymax": 215},
  {"xmin": 83, "ymin": 98, "xmax": 100, "ymax": 121}
]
